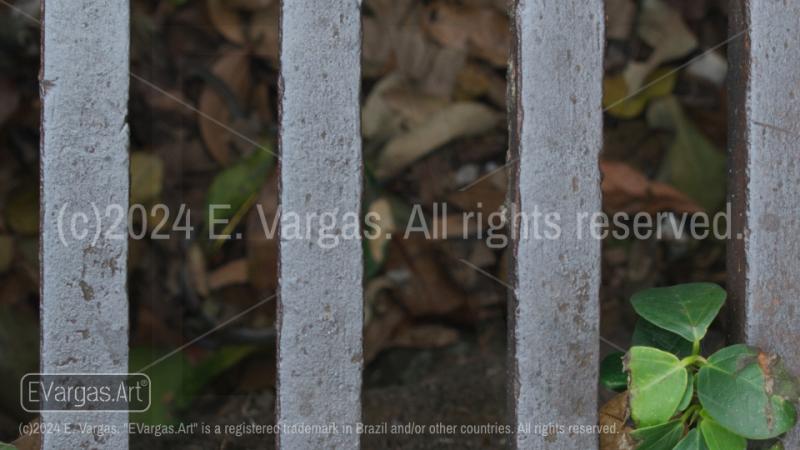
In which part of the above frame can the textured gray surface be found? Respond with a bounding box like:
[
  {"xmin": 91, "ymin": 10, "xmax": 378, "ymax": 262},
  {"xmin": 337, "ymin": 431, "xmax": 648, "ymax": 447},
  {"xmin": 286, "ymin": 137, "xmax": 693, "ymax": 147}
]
[
  {"xmin": 728, "ymin": 0, "xmax": 800, "ymax": 446},
  {"xmin": 277, "ymin": 1, "xmax": 363, "ymax": 449},
  {"xmin": 507, "ymin": 1, "xmax": 604, "ymax": 448},
  {"xmin": 40, "ymin": 0, "xmax": 130, "ymax": 448}
]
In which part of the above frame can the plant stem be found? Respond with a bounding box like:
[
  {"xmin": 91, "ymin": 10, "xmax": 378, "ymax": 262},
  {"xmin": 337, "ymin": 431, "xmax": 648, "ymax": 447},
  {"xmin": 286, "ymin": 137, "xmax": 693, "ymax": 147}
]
[
  {"xmin": 692, "ymin": 339, "xmax": 701, "ymax": 356},
  {"xmin": 680, "ymin": 354, "xmax": 708, "ymax": 367},
  {"xmin": 689, "ymin": 407, "xmax": 705, "ymax": 427},
  {"xmin": 680, "ymin": 404, "xmax": 701, "ymax": 424}
]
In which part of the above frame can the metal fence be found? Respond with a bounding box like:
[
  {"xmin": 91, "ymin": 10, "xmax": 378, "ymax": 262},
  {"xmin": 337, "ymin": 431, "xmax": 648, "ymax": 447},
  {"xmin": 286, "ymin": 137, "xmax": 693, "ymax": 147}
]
[{"xmin": 38, "ymin": 0, "xmax": 799, "ymax": 448}]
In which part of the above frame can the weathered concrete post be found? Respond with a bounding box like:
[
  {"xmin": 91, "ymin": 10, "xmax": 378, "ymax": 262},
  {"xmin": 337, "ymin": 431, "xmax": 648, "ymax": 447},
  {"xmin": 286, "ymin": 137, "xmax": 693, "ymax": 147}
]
[
  {"xmin": 40, "ymin": 0, "xmax": 130, "ymax": 448},
  {"xmin": 277, "ymin": 0, "xmax": 364, "ymax": 448},
  {"xmin": 728, "ymin": 0, "xmax": 800, "ymax": 446},
  {"xmin": 508, "ymin": 1, "xmax": 604, "ymax": 448}
]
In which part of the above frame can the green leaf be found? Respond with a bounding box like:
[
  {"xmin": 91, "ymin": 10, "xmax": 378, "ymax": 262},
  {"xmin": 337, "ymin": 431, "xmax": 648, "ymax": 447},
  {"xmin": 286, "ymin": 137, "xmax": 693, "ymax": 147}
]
[
  {"xmin": 205, "ymin": 147, "xmax": 275, "ymax": 234},
  {"xmin": 767, "ymin": 443, "xmax": 785, "ymax": 450},
  {"xmin": 697, "ymin": 345, "xmax": 797, "ymax": 439},
  {"xmin": 630, "ymin": 420, "xmax": 684, "ymax": 450},
  {"xmin": 0, "ymin": 442, "xmax": 18, "ymax": 449},
  {"xmin": 630, "ymin": 283, "xmax": 726, "ymax": 343},
  {"xmin": 130, "ymin": 348, "xmax": 189, "ymax": 425},
  {"xmin": 4, "ymin": 182, "xmax": 38, "ymax": 235},
  {"xmin": 632, "ymin": 318, "xmax": 693, "ymax": 358},
  {"xmin": 600, "ymin": 352, "xmax": 627, "ymax": 392},
  {"xmin": 130, "ymin": 346, "xmax": 254, "ymax": 425},
  {"xmin": 648, "ymin": 96, "xmax": 726, "ymax": 212},
  {"xmin": 698, "ymin": 415, "xmax": 745, "ymax": 450},
  {"xmin": 0, "ymin": 305, "xmax": 39, "ymax": 419},
  {"xmin": 673, "ymin": 428, "xmax": 708, "ymax": 450},
  {"xmin": 626, "ymin": 346, "xmax": 688, "ymax": 427},
  {"xmin": 130, "ymin": 152, "xmax": 164, "ymax": 205},
  {"xmin": 677, "ymin": 371, "xmax": 694, "ymax": 412},
  {"xmin": 603, "ymin": 68, "xmax": 677, "ymax": 119}
]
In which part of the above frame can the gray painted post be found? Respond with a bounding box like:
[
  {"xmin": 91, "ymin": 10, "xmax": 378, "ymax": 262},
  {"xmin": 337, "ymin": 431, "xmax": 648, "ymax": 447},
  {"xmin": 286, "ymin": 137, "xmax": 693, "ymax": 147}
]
[
  {"xmin": 40, "ymin": 0, "xmax": 129, "ymax": 448},
  {"xmin": 508, "ymin": 1, "xmax": 604, "ymax": 448},
  {"xmin": 728, "ymin": 0, "xmax": 800, "ymax": 446},
  {"xmin": 277, "ymin": 1, "xmax": 363, "ymax": 448}
]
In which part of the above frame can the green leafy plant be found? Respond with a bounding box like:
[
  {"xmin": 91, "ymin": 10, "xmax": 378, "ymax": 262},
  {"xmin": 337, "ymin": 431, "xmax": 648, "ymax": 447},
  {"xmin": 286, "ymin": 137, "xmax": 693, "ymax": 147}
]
[{"xmin": 600, "ymin": 283, "xmax": 799, "ymax": 449}]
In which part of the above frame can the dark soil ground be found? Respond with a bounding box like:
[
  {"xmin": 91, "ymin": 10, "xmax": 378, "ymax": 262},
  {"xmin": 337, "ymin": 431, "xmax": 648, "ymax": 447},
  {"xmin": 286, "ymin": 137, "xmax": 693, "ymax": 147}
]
[{"xmin": 134, "ymin": 318, "xmax": 508, "ymax": 449}]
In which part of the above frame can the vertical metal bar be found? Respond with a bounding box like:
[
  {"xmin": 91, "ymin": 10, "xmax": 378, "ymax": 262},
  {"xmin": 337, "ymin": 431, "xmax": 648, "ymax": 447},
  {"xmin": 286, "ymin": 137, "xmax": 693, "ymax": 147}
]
[
  {"xmin": 277, "ymin": 1, "xmax": 363, "ymax": 448},
  {"xmin": 40, "ymin": 0, "xmax": 129, "ymax": 448},
  {"xmin": 728, "ymin": 0, "xmax": 800, "ymax": 446},
  {"xmin": 508, "ymin": 1, "xmax": 604, "ymax": 448}
]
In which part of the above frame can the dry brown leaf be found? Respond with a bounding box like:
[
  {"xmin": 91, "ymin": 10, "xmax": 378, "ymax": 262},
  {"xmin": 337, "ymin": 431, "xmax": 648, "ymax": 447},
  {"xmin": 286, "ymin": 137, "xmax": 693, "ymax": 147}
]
[
  {"xmin": 208, "ymin": 258, "xmax": 249, "ymax": 291},
  {"xmin": 229, "ymin": 0, "xmax": 274, "ymax": 10},
  {"xmin": 133, "ymin": 306, "xmax": 185, "ymax": 348},
  {"xmin": 364, "ymin": 276, "xmax": 395, "ymax": 326},
  {"xmin": 238, "ymin": 356, "xmax": 276, "ymax": 391},
  {"xmin": 606, "ymin": 0, "xmax": 636, "ymax": 40},
  {"xmin": 469, "ymin": 241, "xmax": 497, "ymax": 268},
  {"xmin": 601, "ymin": 160, "xmax": 702, "ymax": 214},
  {"xmin": 665, "ymin": 0, "xmax": 709, "ymax": 20},
  {"xmin": 12, "ymin": 419, "xmax": 41, "ymax": 450},
  {"xmin": 391, "ymin": 26, "xmax": 436, "ymax": 79},
  {"xmin": 421, "ymin": 2, "xmax": 509, "ymax": 67},
  {"xmin": 363, "ymin": 2, "xmax": 469, "ymax": 94},
  {"xmin": 446, "ymin": 178, "xmax": 506, "ymax": 219},
  {"xmin": 206, "ymin": 0, "xmax": 278, "ymax": 61},
  {"xmin": 375, "ymin": 102, "xmax": 500, "ymax": 180},
  {"xmin": 0, "ymin": 78, "xmax": 20, "ymax": 126},
  {"xmin": 420, "ymin": 47, "xmax": 467, "ymax": 97},
  {"xmin": 385, "ymin": 237, "xmax": 466, "ymax": 316},
  {"xmin": 0, "ymin": 271, "xmax": 36, "ymax": 309},
  {"xmin": 455, "ymin": 62, "xmax": 507, "ymax": 108},
  {"xmin": 461, "ymin": 0, "xmax": 508, "ymax": 10},
  {"xmin": 198, "ymin": 50, "xmax": 252, "ymax": 165},
  {"xmin": 382, "ymin": 87, "xmax": 450, "ymax": 126},
  {"xmin": 639, "ymin": 0, "xmax": 697, "ymax": 54},
  {"xmin": 391, "ymin": 23, "xmax": 467, "ymax": 97},
  {"xmin": 388, "ymin": 324, "xmax": 459, "ymax": 349},
  {"xmin": 599, "ymin": 392, "xmax": 635, "ymax": 450},
  {"xmin": 253, "ymin": 82, "xmax": 273, "ymax": 124},
  {"xmin": 250, "ymin": 5, "xmax": 280, "ymax": 61},
  {"xmin": 624, "ymin": 0, "xmax": 697, "ymax": 91},
  {"xmin": 206, "ymin": 0, "xmax": 246, "ymax": 44},
  {"xmin": 362, "ymin": 16, "xmax": 396, "ymax": 78},
  {"xmin": 187, "ymin": 243, "xmax": 209, "ymax": 297},
  {"xmin": 429, "ymin": 214, "xmax": 481, "ymax": 240},
  {"xmin": 362, "ymin": 2, "xmax": 413, "ymax": 78},
  {"xmin": 246, "ymin": 173, "xmax": 278, "ymax": 292},
  {"xmin": 366, "ymin": 197, "xmax": 396, "ymax": 264},
  {"xmin": 363, "ymin": 289, "xmax": 406, "ymax": 362},
  {"xmin": 362, "ymin": 73, "xmax": 407, "ymax": 140},
  {"xmin": 365, "ymin": 0, "xmax": 417, "ymax": 25},
  {"xmin": 143, "ymin": 87, "xmax": 195, "ymax": 118}
]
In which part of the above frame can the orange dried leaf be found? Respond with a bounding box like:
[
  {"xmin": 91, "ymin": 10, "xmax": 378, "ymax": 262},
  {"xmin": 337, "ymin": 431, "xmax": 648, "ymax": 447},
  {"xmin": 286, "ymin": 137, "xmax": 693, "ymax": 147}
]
[
  {"xmin": 198, "ymin": 51, "xmax": 252, "ymax": 165},
  {"xmin": 421, "ymin": 2, "xmax": 509, "ymax": 67},
  {"xmin": 600, "ymin": 160, "xmax": 702, "ymax": 215}
]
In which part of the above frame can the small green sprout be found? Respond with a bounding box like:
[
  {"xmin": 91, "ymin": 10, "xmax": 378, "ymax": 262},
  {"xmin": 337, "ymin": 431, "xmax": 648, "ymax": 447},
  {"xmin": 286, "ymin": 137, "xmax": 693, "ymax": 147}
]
[{"xmin": 600, "ymin": 283, "xmax": 799, "ymax": 450}]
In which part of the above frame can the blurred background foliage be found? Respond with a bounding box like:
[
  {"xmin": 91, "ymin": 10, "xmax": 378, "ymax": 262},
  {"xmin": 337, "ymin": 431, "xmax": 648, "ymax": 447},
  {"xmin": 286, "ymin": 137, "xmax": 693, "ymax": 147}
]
[{"xmin": 0, "ymin": 0, "xmax": 730, "ymax": 447}]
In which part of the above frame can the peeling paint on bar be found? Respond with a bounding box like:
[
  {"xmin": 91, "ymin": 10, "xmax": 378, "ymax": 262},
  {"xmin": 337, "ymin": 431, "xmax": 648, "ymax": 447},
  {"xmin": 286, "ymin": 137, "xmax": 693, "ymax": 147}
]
[
  {"xmin": 728, "ymin": 0, "xmax": 800, "ymax": 446},
  {"xmin": 277, "ymin": 1, "xmax": 363, "ymax": 449},
  {"xmin": 40, "ymin": 0, "xmax": 130, "ymax": 448},
  {"xmin": 508, "ymin": 1, "xmax": 604, "ymax": 448}
]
